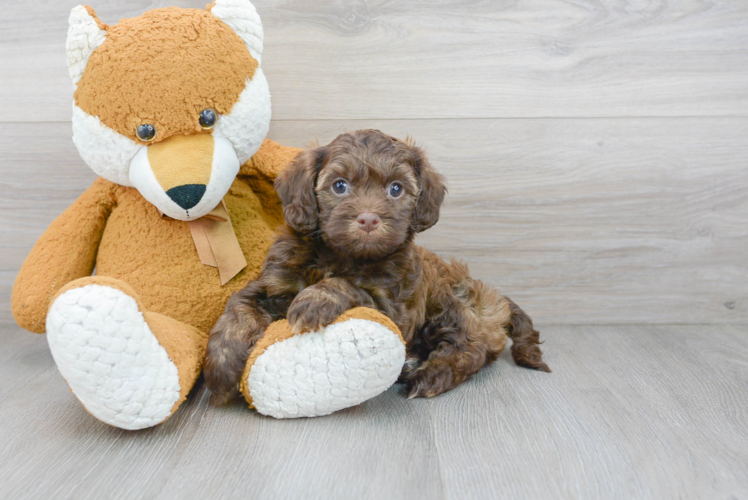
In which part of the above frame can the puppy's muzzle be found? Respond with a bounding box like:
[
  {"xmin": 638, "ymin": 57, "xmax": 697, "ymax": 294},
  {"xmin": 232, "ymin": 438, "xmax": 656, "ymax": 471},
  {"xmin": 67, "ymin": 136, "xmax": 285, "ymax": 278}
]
[{"xmin": 357, "ymin": 212, "xmax": 381, "ymax": 233}]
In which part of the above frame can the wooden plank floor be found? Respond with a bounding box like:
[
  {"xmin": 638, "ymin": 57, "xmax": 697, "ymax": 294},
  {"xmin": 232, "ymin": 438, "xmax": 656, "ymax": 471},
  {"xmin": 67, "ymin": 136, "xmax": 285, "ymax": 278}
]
[{"xmin": 1, "ymin": 320, "xmax": 747, "ymax": 500}]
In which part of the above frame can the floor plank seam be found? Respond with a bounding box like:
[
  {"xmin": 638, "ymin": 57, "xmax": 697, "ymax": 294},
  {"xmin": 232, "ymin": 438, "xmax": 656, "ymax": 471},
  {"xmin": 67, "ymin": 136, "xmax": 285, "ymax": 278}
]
[
  {"xmin": 270, "ymin": 115, "xmax": 748, "ymax": 121},
  {"xmin": 4, "ymin": 115, "xmax": 748, "ymax": 126},
  {"xmin": 536, "ymin": 323, "xmax": 748, "ymax": 328},
  {"xmin": 151, "ymin": 387, "xmax": 212, "ymax": 500},
  {"xmin": 427, "ymin": 400, "xmax": 449, "ymax": 500}
]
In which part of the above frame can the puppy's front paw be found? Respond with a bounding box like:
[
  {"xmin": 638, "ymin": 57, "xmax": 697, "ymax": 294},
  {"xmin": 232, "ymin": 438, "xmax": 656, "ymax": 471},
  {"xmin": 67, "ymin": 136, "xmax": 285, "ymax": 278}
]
[
  {"xmin": 397, "ymin": 354, "xmax": 422, "ymax": 383},
  {"xmin": 404, "ymin": 359, "xmax": 456, "ymax": 399},
  {"xmin": 287, "ymin": 286, "xmax": 346, "ymax": 334}
]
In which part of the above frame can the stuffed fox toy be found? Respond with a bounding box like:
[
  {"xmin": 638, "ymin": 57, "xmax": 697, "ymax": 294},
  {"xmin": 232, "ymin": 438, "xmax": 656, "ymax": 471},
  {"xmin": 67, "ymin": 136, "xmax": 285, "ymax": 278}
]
[{"xmin": 11, "ymin": 0, "xmax": 405, "ymax": 430}]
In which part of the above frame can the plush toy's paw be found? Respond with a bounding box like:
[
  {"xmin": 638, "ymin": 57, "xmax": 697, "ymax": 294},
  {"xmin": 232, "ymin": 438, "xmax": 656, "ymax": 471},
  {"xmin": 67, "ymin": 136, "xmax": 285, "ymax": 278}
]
[
  {"xmin": 241, "ymin": 308, "xmax": 405, "ymax": 419},
  {"xmin": 46, "ymin": 284, "xmax": 181, "ymax": 430}
]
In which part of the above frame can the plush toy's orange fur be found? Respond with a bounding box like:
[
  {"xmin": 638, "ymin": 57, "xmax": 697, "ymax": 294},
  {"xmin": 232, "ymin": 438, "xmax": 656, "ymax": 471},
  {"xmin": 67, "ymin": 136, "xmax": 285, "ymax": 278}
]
[
  {"xmin": 12, "ymin": 140, "xmax": 298, "ymax": 335},
  {"xmin": 12, "ymin": 139, "xmax": 301, "ymax": 423},
  {"xmin": 74, "ymin": 7, "xmax": 258, "ymax": 142},
  {"xmin": 10, "ymin": 1, "xmax": 303, "ymax": 425}
]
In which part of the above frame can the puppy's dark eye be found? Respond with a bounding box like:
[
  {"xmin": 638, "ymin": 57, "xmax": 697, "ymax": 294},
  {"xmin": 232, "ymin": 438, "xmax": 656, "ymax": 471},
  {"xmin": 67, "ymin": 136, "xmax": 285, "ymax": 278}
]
[
  {"xmin": 199, "ymin": 108, "xmax": 217, "ymax": 129},
  {"xmin": 136, "ymin": 124, "xmax": 156, "ymax": 142},
  {"xmin": 388, "ymin": 182, "xmax": 403, "ymax": 198},
  {"xmin": 332, "ymin": 179, "xmax": 350, "ymax": 195}
]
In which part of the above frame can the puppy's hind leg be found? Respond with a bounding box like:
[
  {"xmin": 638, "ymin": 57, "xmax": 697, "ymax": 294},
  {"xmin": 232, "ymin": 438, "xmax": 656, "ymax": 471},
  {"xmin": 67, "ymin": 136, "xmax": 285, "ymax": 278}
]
[
  {"xmin": 505, "ymin": 296, "xmax": 551, "ymax": 373},
  {"xmin": 405, "ymin": 277, "xmax": 506, "ymax": 398},
  {"xmin": 459, "ymin": 278, "xmax": 550, "ymax": 373},
  {"xmin": 405, "ymin": 276, "xmax": 549, "ymax": 399},
  {"xmin": 404, "ymin": 324, "xmax": 491, "ymax": 399}
]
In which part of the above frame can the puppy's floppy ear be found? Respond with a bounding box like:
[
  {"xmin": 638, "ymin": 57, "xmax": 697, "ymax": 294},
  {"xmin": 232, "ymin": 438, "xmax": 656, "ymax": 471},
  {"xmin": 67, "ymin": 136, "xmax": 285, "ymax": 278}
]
[
  {"xmin": 411, "ymin": 146, "xmax": 447, "ymax": 233},
  {"xmin": 275, "ymin": 147, "xmax": 326, "ymax": 232}
]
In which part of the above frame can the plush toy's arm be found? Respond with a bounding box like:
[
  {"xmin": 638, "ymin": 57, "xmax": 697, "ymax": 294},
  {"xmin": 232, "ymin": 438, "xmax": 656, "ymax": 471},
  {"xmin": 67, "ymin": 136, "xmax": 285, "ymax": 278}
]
[
  {"xmin": 11, "ymin": 177, "xmax": 117, "ymax": 333},
  {"xmin": 239, "ymin": 139, "xmax": 302, "ymax": 181},
  {"xmin": 238, "ymin": 139, "xmax": 302, "ymax": 225}
]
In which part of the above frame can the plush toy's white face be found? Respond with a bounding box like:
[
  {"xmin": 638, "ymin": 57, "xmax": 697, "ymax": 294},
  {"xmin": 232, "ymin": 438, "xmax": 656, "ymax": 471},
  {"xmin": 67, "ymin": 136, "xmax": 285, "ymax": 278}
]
[{"xmin": 67, "ymin": 0, "xmax": 270, "ymax": 220}]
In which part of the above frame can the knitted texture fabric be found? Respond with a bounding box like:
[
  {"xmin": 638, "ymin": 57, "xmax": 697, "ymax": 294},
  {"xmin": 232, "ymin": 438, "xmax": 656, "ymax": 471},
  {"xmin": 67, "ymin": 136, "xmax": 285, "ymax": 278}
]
[{"xmin": 241, "ymin": 308, "xmax": 406, "ymax": 418}]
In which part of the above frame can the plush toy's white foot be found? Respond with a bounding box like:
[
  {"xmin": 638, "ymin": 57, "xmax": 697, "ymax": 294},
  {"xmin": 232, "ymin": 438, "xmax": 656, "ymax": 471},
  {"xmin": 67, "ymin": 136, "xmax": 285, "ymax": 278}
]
[
  {"xmin": 246, "ymin": 316, "xmax": 405, "ymax": 419},
  {"xmin": 46, "ymin": 284, "xmax": 181, "ymax": 430}
]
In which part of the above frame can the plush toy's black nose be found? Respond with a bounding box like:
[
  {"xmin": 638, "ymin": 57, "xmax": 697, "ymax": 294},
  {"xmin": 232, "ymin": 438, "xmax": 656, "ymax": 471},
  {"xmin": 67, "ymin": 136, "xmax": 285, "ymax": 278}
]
[{"xmin": 166, "ymin": 184, "xmax": 206, "ymax": 210}]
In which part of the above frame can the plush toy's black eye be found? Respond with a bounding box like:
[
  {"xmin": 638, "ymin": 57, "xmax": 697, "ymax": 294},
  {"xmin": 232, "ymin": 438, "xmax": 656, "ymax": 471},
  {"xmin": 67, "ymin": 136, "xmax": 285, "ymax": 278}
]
[
  {"xmin": 136, "ymin": 124, "xmax": 156, "ymax": 142},
  {"xmin": 388, "ymin": 182, "xmax": 403, "ymax": 198},
  {"xmin": 332, "ymin": 179, "xmax": 350, "ymax": 195},
  {"xmin": 199, "ymin": 108, "xmax": 217, "ymax": 129}
]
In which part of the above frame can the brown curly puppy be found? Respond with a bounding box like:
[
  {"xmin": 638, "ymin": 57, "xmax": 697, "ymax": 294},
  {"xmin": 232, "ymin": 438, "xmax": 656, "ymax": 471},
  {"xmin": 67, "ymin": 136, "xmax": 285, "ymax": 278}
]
[{"xmin": 205, "ymin": 129, "xmax": 550, "ymax": 403}]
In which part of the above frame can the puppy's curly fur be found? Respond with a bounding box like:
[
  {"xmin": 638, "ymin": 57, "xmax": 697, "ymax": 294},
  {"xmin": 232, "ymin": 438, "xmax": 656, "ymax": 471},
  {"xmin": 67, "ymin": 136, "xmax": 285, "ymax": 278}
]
[{"xmin": 205, "ymin": 129, "xmax": 550, "ymax": 403}]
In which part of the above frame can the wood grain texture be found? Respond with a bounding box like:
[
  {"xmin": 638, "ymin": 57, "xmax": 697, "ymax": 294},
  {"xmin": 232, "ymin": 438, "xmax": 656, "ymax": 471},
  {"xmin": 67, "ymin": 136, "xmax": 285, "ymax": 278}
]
[
  {"xmin": 267, "ymin": 118, "xmax": 748, "ymax": 324},
  {"xmin": 1, "ymin": 320, "xmax": 747, "ymax": 499},
  {"xmin": 153, "ymin": 387, "xmax": 442, "ymax": 500},
  {"xmin": 429, "ymin": 324, "xmax": 748, "ymax": 499},
  {"xmin": 1, "ymin": 0, "xmax": 748, "ymax": 122},
  {"xmin": 3, "ymin": 119, "xmax": 746, "ymax": 324}
]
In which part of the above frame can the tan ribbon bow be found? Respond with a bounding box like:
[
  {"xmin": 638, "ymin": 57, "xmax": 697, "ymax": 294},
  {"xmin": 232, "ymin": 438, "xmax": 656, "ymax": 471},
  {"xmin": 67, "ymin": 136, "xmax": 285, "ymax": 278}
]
[{"xmin": 162, "ymin": 200, "xmax": 247, "ymax": 286}]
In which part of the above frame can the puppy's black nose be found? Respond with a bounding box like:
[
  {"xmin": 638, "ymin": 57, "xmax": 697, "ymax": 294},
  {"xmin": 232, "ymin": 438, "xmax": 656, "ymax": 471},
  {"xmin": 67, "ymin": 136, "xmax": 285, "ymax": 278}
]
[
  {"xmin": 357, "ymin": 212, "xmax": 381, "ymax": 233},
  {"xmin": 166, "ymin": 184, "xmax": 206, "ymax": 210}
]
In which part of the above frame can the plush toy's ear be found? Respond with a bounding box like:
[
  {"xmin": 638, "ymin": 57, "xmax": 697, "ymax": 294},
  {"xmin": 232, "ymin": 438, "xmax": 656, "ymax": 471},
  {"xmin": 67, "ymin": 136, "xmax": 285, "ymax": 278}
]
[
  {"xmin": 210, "ymin": 0, "xmax": 264, "ymax": 64},
  {"xmin": 411, "ymin": 146, "xmax": 447, "ymax": 233},
  {"xmin": 66, "ymin": 5, "xmax": 107, "ymax": 87},
  {"xmin": 274, "ymin": 148, "xmax": 327, "ymax": 233}
]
